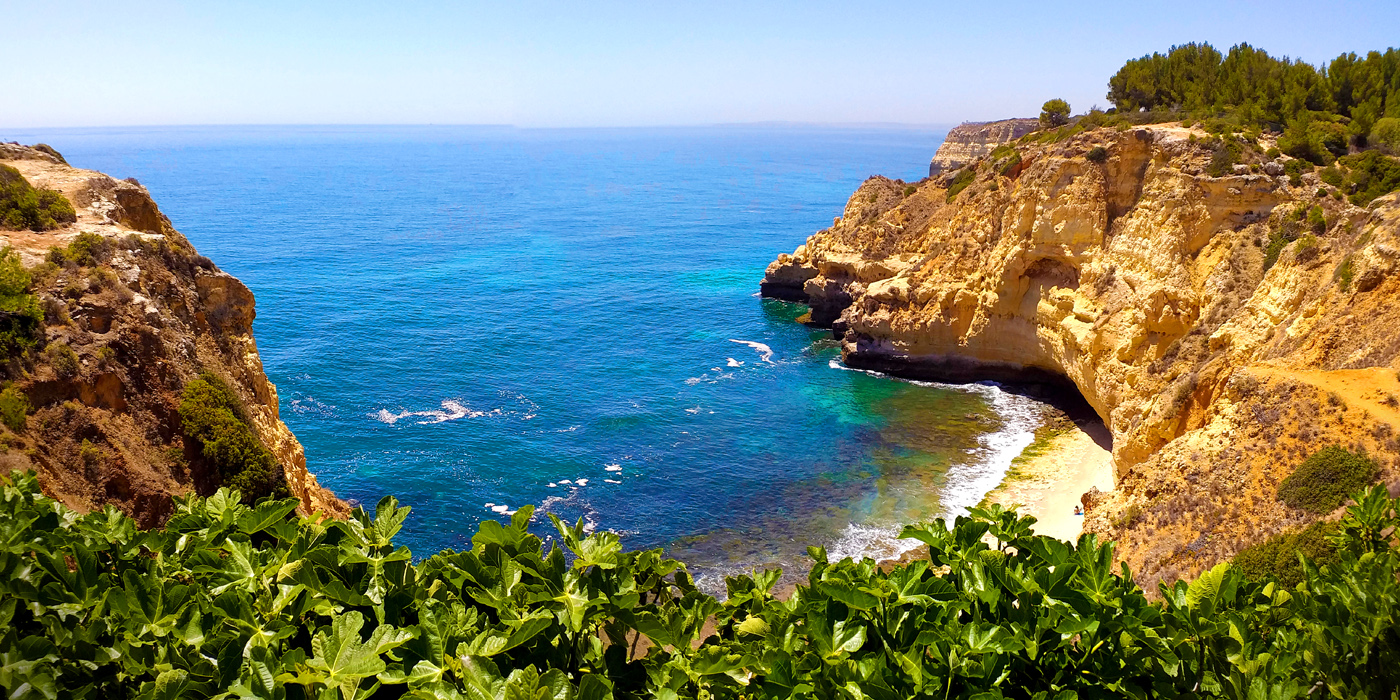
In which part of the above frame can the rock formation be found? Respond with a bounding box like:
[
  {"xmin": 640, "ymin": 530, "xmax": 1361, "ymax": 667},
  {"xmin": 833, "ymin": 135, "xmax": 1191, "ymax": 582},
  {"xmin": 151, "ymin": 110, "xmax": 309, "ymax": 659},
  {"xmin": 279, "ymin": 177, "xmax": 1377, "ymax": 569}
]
[
  {"xmin": 765, "ymin": 124, "xmax": 1400, "ymax": 586},
  {"xmin": 928, "ymin": 119, "xmax": 1040, "ymax": 177},
  {"xmin": 0, "ymin": 143, "xmax": 346, "ymax": 525}
]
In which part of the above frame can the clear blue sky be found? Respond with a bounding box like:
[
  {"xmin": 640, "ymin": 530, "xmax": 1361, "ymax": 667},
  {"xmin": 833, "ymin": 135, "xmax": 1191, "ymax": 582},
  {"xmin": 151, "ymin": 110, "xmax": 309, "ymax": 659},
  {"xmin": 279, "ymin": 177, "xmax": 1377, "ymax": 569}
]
[{"xmin": 4, "ymin": 1, "xmax": 1397, "ymax": 129}]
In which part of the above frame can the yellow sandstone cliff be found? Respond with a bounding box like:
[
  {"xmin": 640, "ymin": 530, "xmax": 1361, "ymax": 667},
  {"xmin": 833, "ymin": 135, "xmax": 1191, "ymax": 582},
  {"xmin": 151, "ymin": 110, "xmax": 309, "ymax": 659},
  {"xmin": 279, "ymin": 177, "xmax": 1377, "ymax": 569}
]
[
  {"xmin": 765, "ymin": 125, "xmax": 1400, "ymax": 585},
  {"xmin": 0, "ymin": 143, "xmax": 346, "ymax": 525}
]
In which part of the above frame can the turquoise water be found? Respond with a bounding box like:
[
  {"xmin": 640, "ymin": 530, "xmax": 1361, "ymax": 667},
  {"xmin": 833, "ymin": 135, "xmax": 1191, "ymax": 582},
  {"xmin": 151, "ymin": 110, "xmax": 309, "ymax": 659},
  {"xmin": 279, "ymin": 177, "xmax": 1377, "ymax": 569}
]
[{"xmin": 6, "ymin": 125, "xmax": 1040, "ymax": 588}]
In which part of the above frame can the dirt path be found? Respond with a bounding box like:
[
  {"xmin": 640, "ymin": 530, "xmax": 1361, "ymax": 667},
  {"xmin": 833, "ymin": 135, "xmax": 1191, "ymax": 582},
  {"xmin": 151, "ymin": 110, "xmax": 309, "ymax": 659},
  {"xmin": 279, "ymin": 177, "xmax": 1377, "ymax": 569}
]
[{"xmin": 1251, "ymin": 366, "xmax": 1400, "ymax": 427}]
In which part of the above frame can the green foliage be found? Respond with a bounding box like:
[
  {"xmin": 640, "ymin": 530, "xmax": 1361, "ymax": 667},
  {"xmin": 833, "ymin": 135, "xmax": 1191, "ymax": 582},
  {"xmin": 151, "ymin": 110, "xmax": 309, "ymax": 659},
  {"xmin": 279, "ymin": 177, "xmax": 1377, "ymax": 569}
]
[
  {"xmin": 1205, "ymin": 139, "xmax": 1242, "ymax": 176},
  {"xmin": 1278, "ymin": 445, "xmax": 1379, "ymax": 513},
  {"xmin": 0, "ymin": 166, "xmax": 76, "ymax": 232},
  {"xmin": 945, "ymin": 167, "xmax": 977, "ymax": 202},
  {"xmin": 1336, "ymin": 255, "xmax": 1355, "ymax": 291},
  {"xmin": 0, "ymin": 387, "xmax": 31, "ymax": 431},
  {"xmin": 1306, "ymin": 204, "xmax": 1326, "ymax": 233},
  {"xmin": 1278, "ymin": 117, "xmax": 1348, "ymax": 165},
  {"xmin": 1374, "ymin": 116, "xmax": 1400, "ymax": 153},
  {"xmin": 1039, "ymin": 98, "xmax": 1070, "ymax": 128},
  {"xmin": 46, "ymin": 343, "xmax": 80, "ymax": 378},
  {"xmin": 901, "ymin": 184, "xmax": 917, "ymax": 197},
  {"xmin": 1232, "ymin": 521, "xmax": 1338, "ymax": 588},
  {"xmin": 0, "ymin": 248, "xmax": 43, "ymax": 358},
  {"xmin": 178, "ymin": 372, "xmax": 287, "ymax": 502},
  {"xmin": 2, "ymin": 473, "xmax": 1399, "ymax": 699},
  {"xmin": 1085, "ymin": 145, "xmax": 1108, "ymax": 163},
  {"xmin": 1107, "ymin": 43, "xmax": 1400, "ymax": 137},
  {"xmin": 1337, "ymin": 150, "xmax": 1400, "ymax": 205},
  {"xmin": 46, "ymin": 232, "xmax": 113, "ymax": 268}
]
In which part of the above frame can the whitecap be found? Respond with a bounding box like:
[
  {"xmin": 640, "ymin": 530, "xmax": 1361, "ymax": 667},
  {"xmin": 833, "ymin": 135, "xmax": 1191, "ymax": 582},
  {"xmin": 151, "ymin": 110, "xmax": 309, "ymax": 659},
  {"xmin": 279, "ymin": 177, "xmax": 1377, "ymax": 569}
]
[
  {"xmin": 726, "ymin": 357, "xmax": 743, "ymax": 367},
  {"xmin": 370, "ymin": 399, "xmax": 497, "ymax": 425},
  {"xmin": 728, "ymin": 339, "xmax": 775, "ymax": 364},
  {"xmin": 547, "ymin": 482, "xmax": 557, "ymax": 488},
  {"xmin": 559, "ymin": 479, "xmax": 572, "ymax": 485},
  {"xmin": 685, "ymin": 407, "xmax": 702, "ymax": 414},
  {"xmin": 604, "ymin": 479, "xmax": 621, "ymax": 484},
  {"xmin": 576, "ymin": 478, "xmax": 589, "ymax": 486},
  {"xmin": 491, "ymin": 504, "xmax": 510, "ymax": 514},
  {"xmin": 604, "ymin": 464, "xmax": 622, "ymax": 472},
  {"xmin": 484, "ymin": 503, "xmax": 494, "ymax": 508}
]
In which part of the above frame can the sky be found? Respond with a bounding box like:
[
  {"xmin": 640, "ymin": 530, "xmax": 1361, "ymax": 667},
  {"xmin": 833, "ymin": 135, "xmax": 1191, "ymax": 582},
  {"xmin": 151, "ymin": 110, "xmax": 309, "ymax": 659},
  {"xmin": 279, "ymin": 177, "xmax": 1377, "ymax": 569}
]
[{"xmin": 4, "ymin": 0, "xmax": 1398, "ymax": 129}]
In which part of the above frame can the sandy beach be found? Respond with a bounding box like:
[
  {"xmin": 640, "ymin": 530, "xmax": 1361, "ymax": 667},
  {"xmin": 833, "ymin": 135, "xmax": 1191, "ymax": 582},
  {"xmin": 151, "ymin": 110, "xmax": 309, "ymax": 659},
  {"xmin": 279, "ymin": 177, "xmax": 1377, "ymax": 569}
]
[{"xmin": 981, "ymin": 421, "xmax": 1114, "ymax": 542}]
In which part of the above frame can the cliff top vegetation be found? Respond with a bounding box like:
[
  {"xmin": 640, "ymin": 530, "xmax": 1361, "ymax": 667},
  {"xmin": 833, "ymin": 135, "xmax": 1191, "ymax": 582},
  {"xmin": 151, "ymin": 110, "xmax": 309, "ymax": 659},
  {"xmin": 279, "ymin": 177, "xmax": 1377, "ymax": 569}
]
[{"xmin": 2, "ymin": 468, "xmax": 1397, "ymax": 699}]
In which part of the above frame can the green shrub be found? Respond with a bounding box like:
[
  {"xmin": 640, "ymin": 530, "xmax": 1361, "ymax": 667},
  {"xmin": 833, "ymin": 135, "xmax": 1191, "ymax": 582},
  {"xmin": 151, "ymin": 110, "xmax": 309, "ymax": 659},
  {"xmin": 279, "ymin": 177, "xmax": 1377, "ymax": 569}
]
[
  {"xmin": 0, "ymin": 386, "xmax": 31, "ymax": 431},
  {"xmin": 0, "ymin": 247, "xmax": 43, "ymax": 358},
  {"xmin": 1039, "ymin": 98, "xmax": 1070, "ymax": 128},
  {"xmin": 46, "ymin": 343, "xmax": 80, "ymax": 378},
  {"xmin": 1265, "ymin": 147, "xmax": 1282, "ymax": 159},
  {"xmin": 46, "ymin": 232, "xmax": 113, "ymax": 267},
  {"xmin": 1372, "ymin": 116, "xmax": 1400, "ymax": 153},
  {"xmin": 1205, "ymin": 139, "xmax": 1241, "ymax": 176},
  {"xmin": 1318, "ymin": 166, "xmax": 1345, "ymax": 187},
  {"xmin": 2, "ymin": 472, "xmax": 1399, "ymax": 699},
  {"xmin": 995, "ymin": 151, "xmax": 1022, "ymax": 176},
  {"xmin": 1085, "ymin": 145, "xmax": 1108, "ymax": 163},
  {"xmin": 1306, "ymin": 204, "xmax": 1326, "ymax": 233},
  {"xmin": 901, "ymin": 184, "xmax": 917, "ymax": 197},
  {"xmin": 1336, "ymin": 255, "xmax": 1355, "ymax": 291},
  {"xmin": 178, "ymin": 371, "xmax": 287, "ymax": 502},
  {"xmin": 945, "ymin": 166, "xmax": 978, "ymax": 202},
  {"xmin": 1233, "ymin": 520, "xmax": 1339, "ymax": 588},
  {"xmin": 1278, "ymin": 445, "xmax": 1379, "ymax": 513},
  {"xmin": 1338, "ymin": 150, "xmax": 1400, "ymax": 206},
  {"xmin": 0, "ymin": 165, "xmax": 76, "ymax": 232}
]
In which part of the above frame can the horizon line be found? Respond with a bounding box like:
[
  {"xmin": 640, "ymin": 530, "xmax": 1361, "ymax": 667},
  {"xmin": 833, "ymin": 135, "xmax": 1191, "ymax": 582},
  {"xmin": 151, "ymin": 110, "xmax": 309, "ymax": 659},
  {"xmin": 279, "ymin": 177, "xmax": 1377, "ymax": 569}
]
[{"xmin": 2, "ymin": 120, "xmax": 965, "ymax": 134}]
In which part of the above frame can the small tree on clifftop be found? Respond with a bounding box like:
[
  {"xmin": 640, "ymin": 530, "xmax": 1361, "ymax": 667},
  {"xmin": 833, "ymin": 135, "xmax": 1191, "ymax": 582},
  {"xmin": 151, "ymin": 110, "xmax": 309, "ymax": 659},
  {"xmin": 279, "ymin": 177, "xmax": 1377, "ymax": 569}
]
[{"xmin": 1040, "ymin": 99, "xmax": 1071, "ymax": 128}]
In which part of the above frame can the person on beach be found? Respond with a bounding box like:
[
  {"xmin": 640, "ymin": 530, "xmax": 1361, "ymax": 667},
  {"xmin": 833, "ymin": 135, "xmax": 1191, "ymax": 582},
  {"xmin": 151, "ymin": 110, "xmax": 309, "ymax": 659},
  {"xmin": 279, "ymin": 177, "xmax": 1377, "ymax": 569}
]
[{"xmin": 1074, "ymin": 505, "xmax": 1083, "ymax": 516}]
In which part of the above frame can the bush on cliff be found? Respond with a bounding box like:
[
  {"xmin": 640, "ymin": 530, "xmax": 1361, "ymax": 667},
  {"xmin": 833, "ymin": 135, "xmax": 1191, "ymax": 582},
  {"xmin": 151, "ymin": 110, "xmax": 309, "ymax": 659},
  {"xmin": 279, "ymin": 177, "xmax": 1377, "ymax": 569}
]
[
  {"xmin": 1277, "ymin": 444, "xmax": 1380, "ymax": 513},
  {"xmin": 1337, "ymin": 150, "xmax": 1400, "ymax": 205},
  {"xmin": 1232, "ymin": 520, "xmax": 1339, "ymax": 588},
  {"xmin": 178, "ymin": 371, "xmax": 287, "ymax": 502},
  {"xmin": 2, "ymin": 469, "xmax": 1398, "ymax": 699},
  {"xmin": 0, "ymin": 165, "xmax": 76, "ymax": 232},
  {"xmin": 0, "ymin": 386, "xmax": 31, "ymax": 431},
  {"xmin": 1039, "ymin": 98, "xmax": 1071, "ymax": 128},
  {"xmin": 945, "ymin": 166, "xmax": 977, "ymax": 202},
  {"xmin": 0, "ymin": 247, "xmax": 43, "ymax": 359},
  {"xmin": 46, "ymin": 232, "xmax": 113, "ymax": 268}
]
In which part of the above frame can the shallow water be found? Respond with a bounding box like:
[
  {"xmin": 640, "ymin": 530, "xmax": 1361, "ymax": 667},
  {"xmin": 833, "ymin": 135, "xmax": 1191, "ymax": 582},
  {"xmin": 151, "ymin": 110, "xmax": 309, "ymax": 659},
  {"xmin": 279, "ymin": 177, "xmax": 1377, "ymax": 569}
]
[{"xmin": 6, "ymin": 124, "xmax": 1042, "ymax": 588}]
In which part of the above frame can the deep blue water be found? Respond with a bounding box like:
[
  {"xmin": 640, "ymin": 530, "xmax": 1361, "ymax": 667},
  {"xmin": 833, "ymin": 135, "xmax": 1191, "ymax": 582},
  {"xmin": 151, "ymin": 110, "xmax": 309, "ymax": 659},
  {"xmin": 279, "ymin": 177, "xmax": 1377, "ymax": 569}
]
[{"xmin": 5, "ymin": 125, "xmax": 1039, "ymax": 588}]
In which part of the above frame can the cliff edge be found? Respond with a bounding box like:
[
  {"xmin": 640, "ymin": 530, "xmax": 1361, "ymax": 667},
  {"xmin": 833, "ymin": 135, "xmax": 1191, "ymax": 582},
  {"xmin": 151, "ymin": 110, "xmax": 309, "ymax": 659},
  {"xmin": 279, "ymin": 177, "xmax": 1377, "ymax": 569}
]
[
  {"xmin": 928, "ymin": 119, "xmax": 1040, "ymax": 177},
  {"xmin": 0, "ymin": 143, "xmax": 346, "ymax": 525},
  {"xmin": 765, "ymin": 125, "xmax": 1400, "ymax": 585}
]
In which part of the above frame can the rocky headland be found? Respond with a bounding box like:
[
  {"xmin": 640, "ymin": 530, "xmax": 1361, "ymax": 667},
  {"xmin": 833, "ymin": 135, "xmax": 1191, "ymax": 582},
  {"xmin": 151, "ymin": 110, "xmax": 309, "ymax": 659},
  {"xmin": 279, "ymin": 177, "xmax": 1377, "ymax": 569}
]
[
  {"xmin": 928, "ymin": 118, "xmax": 1040, "ymax": 177},
  {"xmin": 764, "ymin": 124, "xmax": 1400, "ymax": 585},
  {"xmin": 0, "ymin": 143, "xmax": 345, "ymax": 524}
]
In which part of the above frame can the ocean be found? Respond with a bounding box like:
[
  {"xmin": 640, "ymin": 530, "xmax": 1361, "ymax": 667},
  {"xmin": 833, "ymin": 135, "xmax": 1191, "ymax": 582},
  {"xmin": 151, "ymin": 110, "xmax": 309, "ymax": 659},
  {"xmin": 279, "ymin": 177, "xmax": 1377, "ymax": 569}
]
[{"xmin": 5, "ymin": 124, "xmax": 1041, "ymax": 589}]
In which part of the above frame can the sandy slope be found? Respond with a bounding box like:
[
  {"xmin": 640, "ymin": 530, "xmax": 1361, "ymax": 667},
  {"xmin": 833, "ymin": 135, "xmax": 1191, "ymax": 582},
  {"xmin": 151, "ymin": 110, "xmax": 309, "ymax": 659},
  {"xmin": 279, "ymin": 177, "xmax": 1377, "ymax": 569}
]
[{"xmin": 984, "ymin": 423, "xmax": 1114, "ymax": 541}]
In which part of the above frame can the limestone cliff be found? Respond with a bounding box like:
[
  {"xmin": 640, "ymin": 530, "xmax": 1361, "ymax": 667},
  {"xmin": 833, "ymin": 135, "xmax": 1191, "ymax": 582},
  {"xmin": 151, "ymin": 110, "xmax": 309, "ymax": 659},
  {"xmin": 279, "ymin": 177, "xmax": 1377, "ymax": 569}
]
[
  {"xmin": 765, "ymin": 125, "xmax": 1400, "ymax": 586},
  {"xmin": 0, "ymin": 143, "xmax": 346, "ymax": 525},
  {"xmin": 928, "ymin": 119, "xmax": 1040, "ymax": 177}
]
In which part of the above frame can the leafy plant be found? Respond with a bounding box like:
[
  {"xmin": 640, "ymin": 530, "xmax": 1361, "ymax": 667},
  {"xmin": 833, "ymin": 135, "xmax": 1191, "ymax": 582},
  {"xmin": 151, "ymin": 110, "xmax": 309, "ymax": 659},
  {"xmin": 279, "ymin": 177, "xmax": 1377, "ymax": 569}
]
[
  {"xmin": 0, "ymin": 166, "xmax": 76, "ymax": 232},
  {"xmin": 1085, "ymin": 145, "xmax": 1108, "ymax": 163},
  {"xmin": 1277, "ymin": 445, "xmax": 1379, "ymax": 513},
  {"xmin": 1040, "ymin": 99, "xmax": 1070, "ymax": 128},
  {"xmin": 945, "ymin": 167, "xmax": 977, "ymax": 203},
  {"xmin": 178, "ymin": 372, "xmax": 287, "ymax": 501},
  {"xmin": 1, "ymin": 472, "xmax": 1399, "ymax": 698},
  {"xmin": 1232, "ymin": 520, "xmax": 1338, "ymax": 588},
  {"xmin": 0, "ymin": 248, "xmax": 42, "ymax": 358},
  {"xmin": 1336, "ymin": 255, "xmax": 1355, "ymax": 291},
  {"xmin": 0, "ymin": 387, "xmax": 30, "ymax": 431},
  {"xmin": 47, "ymin": 232, "xmax": 113, "ymax": 268}
]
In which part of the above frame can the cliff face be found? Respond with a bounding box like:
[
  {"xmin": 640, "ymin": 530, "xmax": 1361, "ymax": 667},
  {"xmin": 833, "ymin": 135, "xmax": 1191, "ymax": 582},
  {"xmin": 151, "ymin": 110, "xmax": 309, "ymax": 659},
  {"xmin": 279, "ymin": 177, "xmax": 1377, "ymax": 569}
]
[
  {"xmin": 765, "ymin": 125, "xmax": 1400, "ymax": 585},
  {"xmin": 0, "ymin": 144, "xmax": 345, "ymax": 525},
  {"xmin": 928, "ymin": 119, "xmax": 1040, "ymax": 177}
]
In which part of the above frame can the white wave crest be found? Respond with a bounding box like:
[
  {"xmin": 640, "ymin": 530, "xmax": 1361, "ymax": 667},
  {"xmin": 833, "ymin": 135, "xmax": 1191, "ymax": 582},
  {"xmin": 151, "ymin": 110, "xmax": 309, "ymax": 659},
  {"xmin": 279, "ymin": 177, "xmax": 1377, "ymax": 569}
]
[{"xmin": 728, "ymin": 339, "xmax": 775, "ymax": 364}]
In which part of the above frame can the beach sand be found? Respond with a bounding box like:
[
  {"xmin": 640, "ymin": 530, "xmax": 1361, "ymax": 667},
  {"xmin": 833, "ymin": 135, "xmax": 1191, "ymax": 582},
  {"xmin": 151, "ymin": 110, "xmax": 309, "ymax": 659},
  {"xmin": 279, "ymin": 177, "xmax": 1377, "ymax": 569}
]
[{"xmin": 981, "ymin": 421, "xmax": 1114, "ymax": 542}]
